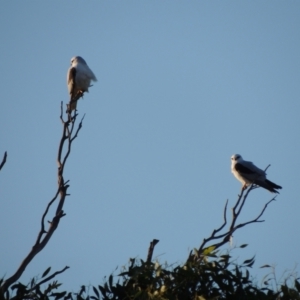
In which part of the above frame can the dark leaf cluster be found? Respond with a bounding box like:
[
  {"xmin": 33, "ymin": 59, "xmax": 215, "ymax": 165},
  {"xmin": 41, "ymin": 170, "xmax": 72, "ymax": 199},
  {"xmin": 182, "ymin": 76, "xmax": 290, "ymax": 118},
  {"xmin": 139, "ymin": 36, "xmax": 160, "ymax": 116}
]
[{"xmin": 2, "ymin": 251, "xmax": 300, "ymax": 300}]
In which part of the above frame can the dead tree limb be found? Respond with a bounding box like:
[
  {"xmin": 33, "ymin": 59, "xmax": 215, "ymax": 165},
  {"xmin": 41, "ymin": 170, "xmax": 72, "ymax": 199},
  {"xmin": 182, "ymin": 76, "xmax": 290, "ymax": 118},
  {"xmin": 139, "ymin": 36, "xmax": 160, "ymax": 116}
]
[
  {"xmin": 146, "ymin": 239, "xmax": 159, "ymax": 263},
  {"xmin": 187, "ymin": 165, "xmax": 276, "ymax": 262},
  {"xmin": 0, "ymin": 104, "xmax": 84, "ymax": 294}
]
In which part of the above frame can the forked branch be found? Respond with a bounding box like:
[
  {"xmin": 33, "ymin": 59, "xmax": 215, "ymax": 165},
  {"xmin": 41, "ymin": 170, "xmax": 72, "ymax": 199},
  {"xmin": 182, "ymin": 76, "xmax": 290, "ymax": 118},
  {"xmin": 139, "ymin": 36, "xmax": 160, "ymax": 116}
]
[
  {"xmin": 188, "ymin": 166, "xmax": 276, "ymax": 262},
  {"xmin": 0, "ymin": 104, "xmax": 84, "ymax": 294}
]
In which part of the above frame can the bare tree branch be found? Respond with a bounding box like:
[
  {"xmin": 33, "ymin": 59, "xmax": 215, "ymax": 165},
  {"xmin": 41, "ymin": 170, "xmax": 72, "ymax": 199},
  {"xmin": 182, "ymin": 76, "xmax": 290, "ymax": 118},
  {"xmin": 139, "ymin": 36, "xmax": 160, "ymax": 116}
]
[
  {"xmin": 0, "ymin": 105, "xmax": 84, "ymax": 294},
  {"xmin": 187, "ymin": 165, "xmax": 277, "ymax": 262},
  {"xmin": 0, "ymin": 151, "xmax": 7, "ymax": 171}
]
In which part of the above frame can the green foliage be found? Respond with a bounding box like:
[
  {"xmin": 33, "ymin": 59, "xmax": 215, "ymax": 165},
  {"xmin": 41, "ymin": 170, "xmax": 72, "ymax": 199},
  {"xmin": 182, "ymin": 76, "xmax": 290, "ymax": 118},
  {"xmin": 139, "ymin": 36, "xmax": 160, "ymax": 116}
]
[
  {"xmin": 88, "ymin": 252, "xmax": 299, "ymax": 300},
  {"xmin": 2, "ymin": 249, "xmax": 299, "ymax": 300},
  {"xmin": 0, "ymin": 279, "xmax": 66, "ymax": 300}
]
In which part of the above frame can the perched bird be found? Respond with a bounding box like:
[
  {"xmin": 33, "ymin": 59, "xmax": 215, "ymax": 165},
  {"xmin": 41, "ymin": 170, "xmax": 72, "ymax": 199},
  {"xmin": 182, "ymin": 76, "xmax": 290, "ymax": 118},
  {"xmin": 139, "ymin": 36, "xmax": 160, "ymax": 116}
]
[
  {"xmin": 231, "ymin": 154, "xmax": 282, "ymax": 193},
  {"xmin": 67, "ymin": 56, "xmax": 97, "ymax": 111}
]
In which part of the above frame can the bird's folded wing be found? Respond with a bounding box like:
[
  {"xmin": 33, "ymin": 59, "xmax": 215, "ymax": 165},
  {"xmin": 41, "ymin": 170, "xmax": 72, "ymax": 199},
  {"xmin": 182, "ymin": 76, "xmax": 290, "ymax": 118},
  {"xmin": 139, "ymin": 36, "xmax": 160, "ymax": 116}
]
[
  {"xmin": 235, "ymin": 163, "xmax": 256, "ymax": 174},
  {"xmin": 67, "ymin": 67, "xmax": 77, "ymax": 96}
]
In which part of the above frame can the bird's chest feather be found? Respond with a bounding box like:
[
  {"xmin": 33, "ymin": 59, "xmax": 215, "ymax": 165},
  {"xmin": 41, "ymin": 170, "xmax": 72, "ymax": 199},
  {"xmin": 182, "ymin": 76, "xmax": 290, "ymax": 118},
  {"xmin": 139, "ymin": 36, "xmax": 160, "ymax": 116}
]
[{"xmin": 232, "ymin": 166, "xmax": 248, "ymax": 184}]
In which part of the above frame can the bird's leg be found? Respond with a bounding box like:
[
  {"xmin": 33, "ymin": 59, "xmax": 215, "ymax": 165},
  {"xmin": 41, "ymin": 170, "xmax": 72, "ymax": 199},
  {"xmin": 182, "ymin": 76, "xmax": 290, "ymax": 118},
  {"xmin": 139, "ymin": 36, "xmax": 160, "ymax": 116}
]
[{"xmin": 77, "ymin": 90, "xmax": 84, "ymax": 97}]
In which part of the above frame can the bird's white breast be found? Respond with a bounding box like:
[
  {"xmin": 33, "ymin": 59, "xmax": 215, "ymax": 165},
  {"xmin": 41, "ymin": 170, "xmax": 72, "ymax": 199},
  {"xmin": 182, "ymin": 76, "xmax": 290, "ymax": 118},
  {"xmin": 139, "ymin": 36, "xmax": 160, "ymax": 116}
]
[{"xmin": 231, "ymin": 163, "xmax": 249, "ymax": 185}]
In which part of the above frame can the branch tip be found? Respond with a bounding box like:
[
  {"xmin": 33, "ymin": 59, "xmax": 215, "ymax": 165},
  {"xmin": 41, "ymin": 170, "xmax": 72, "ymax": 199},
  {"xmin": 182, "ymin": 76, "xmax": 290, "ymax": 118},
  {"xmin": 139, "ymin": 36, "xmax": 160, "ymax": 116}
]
[{"xmin": 0, "ymin": 151, "xmax": 7, "ymax": 171}]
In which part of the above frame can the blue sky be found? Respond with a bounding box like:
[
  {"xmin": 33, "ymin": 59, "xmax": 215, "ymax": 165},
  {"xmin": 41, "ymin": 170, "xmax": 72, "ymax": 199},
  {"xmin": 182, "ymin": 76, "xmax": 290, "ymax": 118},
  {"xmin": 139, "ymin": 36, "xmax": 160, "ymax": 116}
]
[{"xmin": 1, "ymin": 1, "xmax": 300, "ymax": 292}]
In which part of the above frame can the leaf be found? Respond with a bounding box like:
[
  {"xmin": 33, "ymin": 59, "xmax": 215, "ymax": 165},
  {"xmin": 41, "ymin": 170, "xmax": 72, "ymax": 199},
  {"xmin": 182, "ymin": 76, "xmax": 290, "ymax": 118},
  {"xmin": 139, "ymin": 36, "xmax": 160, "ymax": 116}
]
[
  {"xmin": 281, "ymin": 284, "xmax": 289, "ymax": 295},
  {"xmin": 202, "ymin": 245, "xmax": 216, "ymax": 256},
  {"xmin": 263, "ymin": 279, "xmax": 271, "ymax": 285},
  {"xmin": 5, "ymin": 290, "xmax": 10, "ymax": 300},
  {"xmin": 160, "ymin": 285, "xmax": 166, "ymax": 293},
  {"xmin": 260, "ymin": 264, "xmax": 271, "ymax": 268},
  {"xmin": 240, "ymin": 244, "xmax": 248, "ymax": 248},
  {"xmin": 295, "ymin": 279, "xmax": 300, "ymax": 292},
  {"xmin": 98, "ymin": 285, "xmax": 107, "ymax": 297},
  {"xmin": 108, "ymin": 274, "xmax": 113, "ymax": 289},
  {"xmin": 30, "ymin": 277, "xmax": 35, "ymax": 288},
  {"xmin": 133, "ymin": 290, "xmax": 143, "ymax": 299},
  {"xmin": 220, "ymin": 254, "xmax": 230, "ymax": 258},
  {"xmin": 92, "ymin": 286, "xmax": 99, "ymax": 298},
  {"xmin": 243, "ymin": 259, "xmax": 252, "ymax": 264},
  {"xmin": 79, "ymin": 285, "xmax": 86, "ymax": 296},
  {"xmin": 42, "ymin": 267, "xmax": 51, "ymax": 278},
  {"xmin": 118, "ymin": 271, "xmax": 129, "ymax": 277},
  {"xmin": 243, "ymin": 256, "xmax": 255, "ymax": 265},
  {"xmin": 247, "ymin": 260, "xmax": 255, "ymax": 268},
  {"xmin": 235, "ymin": 266, "xmax": 241, "ymax": 278},
  {"xmin": 245, "ymin": 269, "xmax": 250, "ymax": 280},
  {"xmin": 54, "ymin": 291, "xmax": 66, "ymax": 300}
]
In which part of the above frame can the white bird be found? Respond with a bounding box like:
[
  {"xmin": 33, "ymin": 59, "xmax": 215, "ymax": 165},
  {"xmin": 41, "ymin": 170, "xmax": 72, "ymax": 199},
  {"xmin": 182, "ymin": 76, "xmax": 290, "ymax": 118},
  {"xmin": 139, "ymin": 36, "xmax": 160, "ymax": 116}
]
[
  {"xmin": 67, "ymin": 56, "xmax": 97, "ymax": 111},
  {"xmin": 231, "ymin": 154, "xmax": 282, "ymax": 193}
]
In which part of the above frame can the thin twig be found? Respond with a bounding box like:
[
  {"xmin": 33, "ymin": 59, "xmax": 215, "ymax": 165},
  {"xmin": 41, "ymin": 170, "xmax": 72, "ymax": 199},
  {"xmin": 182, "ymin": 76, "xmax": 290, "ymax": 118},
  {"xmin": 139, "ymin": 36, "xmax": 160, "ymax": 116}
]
[
  {"xmin": 0, "ymin": 151, "xmax": 7, "ymax": 171},
  {"xmin": 196, "ymin": 200, "xmax": 229, "ymax": 255},
  {"xmin": 36, "ymin": 189, "xmax": 60, "ymax": 244},
  {"xmin": 28, "ymin": 266, "xmax": 69, "ymax": 293},
  {"xmin": 0, "ymin": 103, "xmax": 85, "ymax": 294}
]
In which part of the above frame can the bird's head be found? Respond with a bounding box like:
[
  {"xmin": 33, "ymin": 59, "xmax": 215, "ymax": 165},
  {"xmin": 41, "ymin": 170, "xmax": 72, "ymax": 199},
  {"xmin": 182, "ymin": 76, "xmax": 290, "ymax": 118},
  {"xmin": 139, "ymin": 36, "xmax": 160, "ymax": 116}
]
[
  {"xmin": 231, "ymin": 154, "xmax": 243, "ymax": 163},
  {"xmin": 70, "ymin": 56, "xmax": 87, "ymax": 66}
]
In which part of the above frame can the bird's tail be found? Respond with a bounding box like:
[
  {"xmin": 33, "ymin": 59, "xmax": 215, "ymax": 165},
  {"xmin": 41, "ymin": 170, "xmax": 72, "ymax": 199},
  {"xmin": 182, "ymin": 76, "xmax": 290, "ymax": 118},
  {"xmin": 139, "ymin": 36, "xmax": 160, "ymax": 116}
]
[
  {"xmin": 255, "ymin": 179, "xmax": 282, "ymax": 193},
  {"xmin": 265, "ymin": 179, "xmax": 282, "ymax": 190}
]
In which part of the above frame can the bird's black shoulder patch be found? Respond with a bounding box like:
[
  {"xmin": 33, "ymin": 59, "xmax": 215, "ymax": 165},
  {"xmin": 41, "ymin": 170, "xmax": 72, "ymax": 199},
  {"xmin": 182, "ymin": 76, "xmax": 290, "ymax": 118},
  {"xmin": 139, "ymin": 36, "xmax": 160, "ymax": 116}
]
[{"xmin": 235, "ymin": 163, "xmax": 255, "ymax": 174}]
